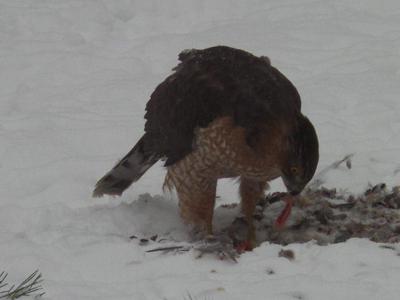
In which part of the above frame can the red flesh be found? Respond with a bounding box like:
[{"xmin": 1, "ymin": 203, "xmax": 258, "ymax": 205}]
[{"xmin": 274, "ymin": 195, "xmax": 293, "ymax": 229}]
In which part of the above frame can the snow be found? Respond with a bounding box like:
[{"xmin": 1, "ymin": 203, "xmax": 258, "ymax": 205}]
[{"xmin": 1, "ymin": 0, "xmax": 400, "ymax": 299}]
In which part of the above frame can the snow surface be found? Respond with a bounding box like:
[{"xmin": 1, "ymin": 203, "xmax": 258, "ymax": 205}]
[{"xmin": 1, "ymin": 0, "xmax": 400, "ymax": 299}]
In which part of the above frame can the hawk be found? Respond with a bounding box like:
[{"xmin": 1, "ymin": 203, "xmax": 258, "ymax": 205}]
[{"xmin": 93, "ymin": 46, "xmax": 319, "ymax": 248}]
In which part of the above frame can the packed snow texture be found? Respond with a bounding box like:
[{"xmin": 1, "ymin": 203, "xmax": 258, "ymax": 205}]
[{"xmin": 1, "ymin": 0, "xmax": 400, "ymax": 299}]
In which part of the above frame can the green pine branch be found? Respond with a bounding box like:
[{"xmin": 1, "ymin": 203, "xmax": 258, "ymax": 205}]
[{"xmin": 0, "ymin": 270, "xmax": 44, "ymax": 299}]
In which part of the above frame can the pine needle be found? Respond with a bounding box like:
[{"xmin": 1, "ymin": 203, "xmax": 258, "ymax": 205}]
[
  {"xmin": 0, "ymin": 273, "xmax": 7, "ymax": 290},
  {"xmin": 185, "ymin": 293, "xmax": 195, "ymax": 300}
]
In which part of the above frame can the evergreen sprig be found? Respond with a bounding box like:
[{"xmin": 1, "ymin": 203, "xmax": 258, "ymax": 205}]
[{"xmin": 0, "ymin": 270, "xmax": 44, "ymax": 299}]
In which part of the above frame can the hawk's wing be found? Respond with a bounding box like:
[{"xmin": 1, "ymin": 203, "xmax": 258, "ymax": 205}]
[{"xmin": 143, "ymin": 46, "xmax": 301, "ymax": 166}]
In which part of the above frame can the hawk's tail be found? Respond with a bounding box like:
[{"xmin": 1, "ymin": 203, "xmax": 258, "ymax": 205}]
[{"xmin": 93, "ymin": 135, "xmax": 159, "ymax": 197}]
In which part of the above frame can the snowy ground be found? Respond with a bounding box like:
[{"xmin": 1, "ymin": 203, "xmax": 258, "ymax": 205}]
[{"xmin": 1, "ymin": 0, "xmax": 400, "ymax": 299}]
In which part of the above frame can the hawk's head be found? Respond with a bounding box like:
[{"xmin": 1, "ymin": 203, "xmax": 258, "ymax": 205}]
[{"xmin": 282, "ymin": 115, "xmax": 319, "ymax": 195}]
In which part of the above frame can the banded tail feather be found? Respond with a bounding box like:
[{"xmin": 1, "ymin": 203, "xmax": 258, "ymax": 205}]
[{"xmin": 93, "ymin": 135, "xmax": 159, "ymax": 197}]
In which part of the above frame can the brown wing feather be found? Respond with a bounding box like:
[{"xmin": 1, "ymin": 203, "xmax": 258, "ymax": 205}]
[{"xmin": 143, "ymin": 46, "xmax": 301, "ymax": 166}]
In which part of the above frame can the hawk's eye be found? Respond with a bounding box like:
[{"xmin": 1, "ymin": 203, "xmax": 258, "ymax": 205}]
[{"xmin": 290, "ymin": 167, "xmax": 299, "ymax": 175}]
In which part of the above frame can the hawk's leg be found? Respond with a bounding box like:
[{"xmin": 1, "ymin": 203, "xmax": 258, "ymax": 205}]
[
  {"xmin": 165, "ymin": 169, "xmax": 217, "ymax": 235},
  {"xmin": 239, "ymin": 177, "xmax": 268, "ymax": 249},
  {"xmin": 178, "ymin": 179, "xmax": 217, "ymax": 235}
]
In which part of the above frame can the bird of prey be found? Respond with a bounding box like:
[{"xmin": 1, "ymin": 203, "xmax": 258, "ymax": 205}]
[{"xmin": 93, "ymin": 46, "xmax": 319, "ymax": 249}]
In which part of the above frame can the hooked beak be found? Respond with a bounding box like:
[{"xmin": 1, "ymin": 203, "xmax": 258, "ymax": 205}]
[{"xmin": 282, "ymin": 176, "xmax": 304, "ymax": 196}]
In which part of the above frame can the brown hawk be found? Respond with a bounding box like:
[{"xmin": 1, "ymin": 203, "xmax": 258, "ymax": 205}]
[{"xmin": 93, "ymin": 46, "xmax": 319, "ymax": 248}]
